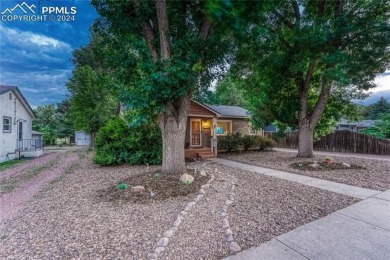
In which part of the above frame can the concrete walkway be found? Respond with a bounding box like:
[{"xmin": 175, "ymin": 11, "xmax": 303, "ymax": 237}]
[
  {"xmin": 210, "ymin": 158, "xmax": 381, "ymax": 199},
  {"xmin": 210, "ymin": 158, "xmax": 390, "ymax": 260}
]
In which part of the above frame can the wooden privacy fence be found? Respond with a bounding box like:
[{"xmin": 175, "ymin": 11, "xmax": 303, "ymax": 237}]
[{"xmin": 272, "ymin": 130, "xmax": 390, "ymax": 155}]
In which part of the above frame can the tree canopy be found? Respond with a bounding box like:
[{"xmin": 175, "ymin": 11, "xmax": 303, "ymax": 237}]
[
  {"xmin": 364, "ymin": 97, "xmax": 390, "ymax": 120},
  {"xmin": 230, "ymin": 0, "xmax": 390, "ymax": 157},
  {"xmin": 89, "ymin": 0, "xmax": 233, "ymax": 173}
]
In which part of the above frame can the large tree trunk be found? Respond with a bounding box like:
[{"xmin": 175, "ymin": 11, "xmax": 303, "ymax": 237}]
[
  {"xmin": 158, "ymin": 95, "xmax": 191, "ymax": 174},
  {"xmin": 297, "ymin": 119, "xmax": 314, "ymax": 157}
]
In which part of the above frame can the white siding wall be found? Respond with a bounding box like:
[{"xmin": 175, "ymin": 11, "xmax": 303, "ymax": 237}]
[{"xmin": 0, "ymin": 91, "xmax": 33, "ymax": 163}]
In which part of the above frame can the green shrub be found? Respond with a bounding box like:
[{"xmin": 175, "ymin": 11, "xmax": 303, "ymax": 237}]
[
  {"xmin": 254, "ymin": 136, "xmax": 276, "ymax": 150},
  {"xmin": 218, "ymin": 133, "xmax": 241, "ymax": 152},
  {"xmin": 93, "ymin": 118, "xmax": 162, "ymax": 166},
  {"xmin": 241, "ymin": 135, "xmax": 257, "ymax": 151}
]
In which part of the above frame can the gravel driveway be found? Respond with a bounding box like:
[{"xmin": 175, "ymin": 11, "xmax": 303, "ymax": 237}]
[
  {"xmin": 1, "ymin": 150, "xmax": 358, "ymax": 259},
  {"xmin": 219, "ymin": 150, "xmax": 390, "ymax": 191}
]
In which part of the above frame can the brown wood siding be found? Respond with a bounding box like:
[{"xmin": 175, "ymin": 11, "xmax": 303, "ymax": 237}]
[{"xmin": 189, "ymin": 101, "xmax": 216, "ymax": 117}]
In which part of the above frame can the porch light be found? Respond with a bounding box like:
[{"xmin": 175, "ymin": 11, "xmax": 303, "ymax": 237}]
[{"xmin": 202, "ymin": 120, "xmax": 210, "ymax": 129}]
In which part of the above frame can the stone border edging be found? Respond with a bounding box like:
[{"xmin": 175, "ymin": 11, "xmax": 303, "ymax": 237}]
[
  {"xmin": 219, "ymin": 172, "xmax": 241, "ymax": 253},
  {"xmin": 147, "ymin": 163, "xmax": 215, "ymax": 260}
]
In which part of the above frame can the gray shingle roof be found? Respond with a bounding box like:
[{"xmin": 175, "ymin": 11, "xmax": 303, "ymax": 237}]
[
  {"xmin": 207, "ymin": 105, "xmax": 249, "ymax": 118},
  {"xmin": 337, "ymin": 118, "xmax": 378, "ymax": 127},
  {"xmin": 0, "ymin": 85, "xmax": 17, "ymax": 95}
]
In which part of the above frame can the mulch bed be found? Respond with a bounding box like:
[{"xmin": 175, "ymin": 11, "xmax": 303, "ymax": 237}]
[
  {"xmin": 291, "ymin": 161, "xmax": 365, "ymax": 171},
  {"xmin": 96, "ymin": 169, "xmax": 210, "ymax": 203}
]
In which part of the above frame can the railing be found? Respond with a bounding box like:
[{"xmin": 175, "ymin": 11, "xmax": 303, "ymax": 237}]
[{"xmin": 16, "ymin": 139, "xmax": 44, "ymax": 151}]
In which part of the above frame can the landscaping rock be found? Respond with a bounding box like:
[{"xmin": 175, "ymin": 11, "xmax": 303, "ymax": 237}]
[
  {"xmin": 147, "ymin": 253, "xmax": 157, "ymax": 260},
  {"xmin": 222, "ymin": 218, "xmax": 229, "ymax": 229},
  {"xmin": 131, "ymin": 185, "xmax": 145, "ymax": 193},
  {"xmin": 226, "ymin": 235, "xmax": 234, "ymax": 242},
  {"xmin": 200, "ymin": 170, "xmax": 207, "ymax": 176},
  {"xmin": 180, "ymin": 173, "xmax": 195, "ymax": 185},
  {"xmin": 157, "ymin": 237, "xmax": 169, "ymax": 247},
  {"xmin": 229, "ymin": 242, "xmax": 241, "ymax": 252},
  {"xmin": 308, "ymin": 162, "xmax": 319, "ymax": 168},
  {"xmin": 342, "ymin": 162, "xmax": 351, "ymax": 168},
  {"xmin": 154, "ymin": 247, "xmax": 165, "ymax": 255}
]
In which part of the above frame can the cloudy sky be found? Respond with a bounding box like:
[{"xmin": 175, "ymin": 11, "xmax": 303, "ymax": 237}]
[
  {"xmin": 0, "ymin": 0, "xmax": 97, "ymax": 107},
  {"xmin": 0, "ymin": 1, "xmax": 389, "ymax": 108}
]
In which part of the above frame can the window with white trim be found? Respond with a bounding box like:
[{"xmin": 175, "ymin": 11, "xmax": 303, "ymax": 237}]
[
  {"xmin": 216, "ymin": 120, "xmax": 232, "ymax": 135},
  {"xmin": 3, "ymin": 117, "xmax": 11, "ymax": 133}
]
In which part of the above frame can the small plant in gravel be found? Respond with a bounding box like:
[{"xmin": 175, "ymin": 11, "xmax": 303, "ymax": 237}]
[
  {"xmin": 295, "ymin": 163, "xmax": 304, "ymax": 168},
  {"xmin": 154, "ymin": 172, "xmax": 162, "ymax": 179},
  {"xmin": 117, "ymin": 182, "xmax": 128, "ymax": 190},
  {"xmin": 324, "ymin": 156, "xmax": 333, "ymax": 164},
  {"xmin": 185, "ymin": 180, "xmax": 191, "ymax": 186}
]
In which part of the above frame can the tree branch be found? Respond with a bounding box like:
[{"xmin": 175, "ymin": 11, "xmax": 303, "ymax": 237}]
[
  {"xmin": 304, "ymin": 59, "xmax": 316, "ymax": 92},
  {"xmin": 133, "ymin": 0, "xmax": 158, "ymax": 63},
  {"xmin": 141, "ymin": 21, "xmax": 159, "ymax": 63},
  {"xmin": 317, "ymin": 0, "xmax": 326, "ymax": 17},
  {"xmin": 156, "ymin": 0, "xmax": 171, "ymax": 61},
  {"xmin": 198, "ymin": 19, "xmax": 212, "ymax": 40},
  {"xmin": 292, "ymin": 0, "xmax": 300, "ymax": 25},
  {"xmin": 309, "ymin": 82, "xmax": 332, "ymax": 127},
  {"xmin": 335, "ymin": 0, "xmax": 344, "ymax": 18},
  {"xmin": 273, "ymin": 11, "xmax": 294, "ymax": 29}
]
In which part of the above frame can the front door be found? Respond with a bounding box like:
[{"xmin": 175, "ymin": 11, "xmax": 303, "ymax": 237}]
[{"xmin": 190, "ymin": 119, "xmax": 202, "ymax": 147}]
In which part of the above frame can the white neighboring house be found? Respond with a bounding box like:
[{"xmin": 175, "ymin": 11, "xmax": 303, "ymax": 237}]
[
  {"xmin": 75, "ymin": 131, "xmax": 91, "ymax": 146},
  {"xmin": 0, "ymin": 85, "xmax": 44, "ymax": 163}
]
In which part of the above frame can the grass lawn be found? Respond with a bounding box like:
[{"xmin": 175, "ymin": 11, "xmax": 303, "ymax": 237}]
[{"xmin": 0, "ymin": 158, "xmax": 30, "ymax": 171}]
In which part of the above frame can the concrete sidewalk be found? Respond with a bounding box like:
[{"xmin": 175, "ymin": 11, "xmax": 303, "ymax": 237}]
[
  {"xmin": 210, "ymin": 158, "xmax": 390, "ymax": 260},
  {"xmin": 225, "ymin": 194, "xmax": 390, "ymax": 260}
]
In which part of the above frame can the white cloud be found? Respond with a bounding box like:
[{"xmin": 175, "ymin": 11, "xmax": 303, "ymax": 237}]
[
  {"xmin": 0, "ymin": 24, "xmax": 71, "ymax": 51},
  {"xmin": 374, "ymin": 71, "xmax": 390, "ymax": 92}
]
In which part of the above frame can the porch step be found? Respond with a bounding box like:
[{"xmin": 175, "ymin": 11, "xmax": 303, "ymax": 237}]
[
  {"xmin": 185, "ymin": 148, "xmax": 213, "ymax": 158},
  {"xmin": 197, "ymin": 151, "xmax": 216, "ymax": 159}
]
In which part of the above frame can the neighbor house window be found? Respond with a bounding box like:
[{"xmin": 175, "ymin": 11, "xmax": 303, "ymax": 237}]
[
  {"xmin": 216, "ymin": 120, "xmax": 232, "ymax": 135},
  {"xmin": 3, "ymin": 117, "xmax": 11, "ymax": 133},
  {"xmin": 18, "ymin": 122, "xmax": 23, "ymax": 140}
]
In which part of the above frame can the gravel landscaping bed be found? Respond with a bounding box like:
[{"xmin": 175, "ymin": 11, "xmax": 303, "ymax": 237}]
[
  {"xmin": 1, "ymin": 151, "xmax": 358, "ymax": 259},
  {"xmin": 219, "ymin": 150, "xmax": 390, "ymax": 191}
]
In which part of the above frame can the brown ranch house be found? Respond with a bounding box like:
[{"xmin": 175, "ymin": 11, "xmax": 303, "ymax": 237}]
[{"xmin": 185, "ymin": 100, "xmax": 263, "ymax": 159}]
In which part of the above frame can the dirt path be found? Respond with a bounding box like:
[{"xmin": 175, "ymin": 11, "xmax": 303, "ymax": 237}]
[{"xmin": 0, "ymin": 150, "xmax": 81, "ymax": 224}]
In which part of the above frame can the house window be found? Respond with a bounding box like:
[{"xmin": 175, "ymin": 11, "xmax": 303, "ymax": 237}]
[
  {"xmin": 9, "ymin": 93, "xmax": 12, "ymax": 100},
  {"xmin": 18, "ymin": 122, "xmax": 23, "ymax": 140},
  {"xmin": 3, "ymin": 117, "xmax": 11, "ymax": 133},
  {"xmin": 216, "ymin": 120, "xmax": 232, "ymax": 135}
]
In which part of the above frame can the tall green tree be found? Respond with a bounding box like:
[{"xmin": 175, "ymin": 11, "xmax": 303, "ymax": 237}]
[
  {"xmin": 362, "ymin": 114, "xmax": 390, "ymax": 139},
  {"xmin": 91, "ymin": 0, "xmax": 232, "ymax": 173},
  {"xmin": 56, "ymin": 99, "xmax": 74, "ymax": 139},
  {"xmin": 364, "ymin": 97, "xmax": 390, "ymax": 119},
  {"xmin": 234, "ymin": 0, "xmax": 390, "ymax": 157},
  {"xmin": 67, "ymin": 65, "xmax": 116, "ymax": 147},
  {"xmin": 33, "ymin": 105, "xmax": 58, "ymax": 145}
]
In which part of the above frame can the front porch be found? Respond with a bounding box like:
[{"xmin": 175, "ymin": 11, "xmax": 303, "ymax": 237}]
[{"xmin": 184, "ymin": 147, "xmax": 216, "ymax": 159}]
